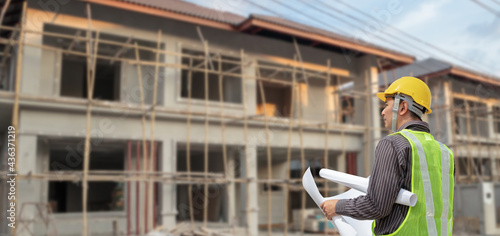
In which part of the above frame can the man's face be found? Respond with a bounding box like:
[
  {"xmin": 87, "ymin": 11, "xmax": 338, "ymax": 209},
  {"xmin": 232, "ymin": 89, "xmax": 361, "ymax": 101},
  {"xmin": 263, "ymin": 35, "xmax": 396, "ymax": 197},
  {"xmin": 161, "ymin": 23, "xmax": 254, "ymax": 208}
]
[{"xmin": 381, "ymin": 97, "xmax": 394, "ymax": 129}]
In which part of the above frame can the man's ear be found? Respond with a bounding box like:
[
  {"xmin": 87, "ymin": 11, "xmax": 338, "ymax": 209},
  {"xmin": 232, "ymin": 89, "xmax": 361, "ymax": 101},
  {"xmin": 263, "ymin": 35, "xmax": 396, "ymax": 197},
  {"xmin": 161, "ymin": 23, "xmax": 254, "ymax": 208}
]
[{"xmin": 399, "ymin": 101, "xmax": 408, "ymax": 115}]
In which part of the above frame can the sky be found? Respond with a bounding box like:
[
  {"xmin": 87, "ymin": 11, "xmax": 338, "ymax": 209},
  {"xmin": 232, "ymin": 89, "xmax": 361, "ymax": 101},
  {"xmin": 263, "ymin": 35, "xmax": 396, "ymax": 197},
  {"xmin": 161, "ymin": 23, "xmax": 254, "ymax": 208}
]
[{"xmin": 182, "ymin": 0, "xmax": 500, "ymax": 77}]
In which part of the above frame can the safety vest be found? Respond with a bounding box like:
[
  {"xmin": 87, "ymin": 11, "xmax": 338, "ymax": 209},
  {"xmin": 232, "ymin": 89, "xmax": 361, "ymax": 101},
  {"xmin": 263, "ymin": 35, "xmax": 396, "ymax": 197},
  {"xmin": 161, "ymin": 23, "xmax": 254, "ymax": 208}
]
[{"xmin": 373, "ymin": 129, "xmax": 454, "ymax": 236}]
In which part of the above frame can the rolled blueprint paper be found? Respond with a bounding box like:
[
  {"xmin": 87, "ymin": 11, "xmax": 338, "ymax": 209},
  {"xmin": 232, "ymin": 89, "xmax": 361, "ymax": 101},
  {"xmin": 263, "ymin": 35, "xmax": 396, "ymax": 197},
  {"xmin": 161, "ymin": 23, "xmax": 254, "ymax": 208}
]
[
  {"xmin": 324, "ymin": 190, "xmax": 373, "ymax": 236},
  {"xmin": 319, "ymin": 169, "xmax": 369, "ymax": 192},
  {"xmin": 319, "ymin": 169, "xmax": 417, "ymax": 207},
  {"xmin": 302, "ymin": 167, "xmax": 358, "ymax": 235}
]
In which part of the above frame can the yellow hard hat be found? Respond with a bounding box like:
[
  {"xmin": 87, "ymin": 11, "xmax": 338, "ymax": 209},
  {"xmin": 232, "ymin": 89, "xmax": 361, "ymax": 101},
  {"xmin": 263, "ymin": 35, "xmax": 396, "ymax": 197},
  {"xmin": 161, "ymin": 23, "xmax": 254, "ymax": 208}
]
[{"xmin": 376, "ymin": 76, "xmax": 432, "ymax": 114}]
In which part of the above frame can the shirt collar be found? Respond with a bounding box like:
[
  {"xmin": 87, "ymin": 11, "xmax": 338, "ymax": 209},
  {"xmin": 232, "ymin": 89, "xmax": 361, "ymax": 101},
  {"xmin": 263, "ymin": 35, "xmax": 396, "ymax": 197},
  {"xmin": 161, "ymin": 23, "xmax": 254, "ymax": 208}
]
[{"xmin": 396, "ymin": 120, "xmax": 430, "ymax": 133}]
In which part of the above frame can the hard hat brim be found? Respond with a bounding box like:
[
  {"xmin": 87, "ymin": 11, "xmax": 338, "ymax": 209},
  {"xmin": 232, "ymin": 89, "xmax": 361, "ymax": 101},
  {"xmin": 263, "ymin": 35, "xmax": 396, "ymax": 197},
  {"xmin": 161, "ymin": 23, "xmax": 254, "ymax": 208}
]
[{"xmin": 376, "ymin": 92, "xmax": 386, "ymax": 102}]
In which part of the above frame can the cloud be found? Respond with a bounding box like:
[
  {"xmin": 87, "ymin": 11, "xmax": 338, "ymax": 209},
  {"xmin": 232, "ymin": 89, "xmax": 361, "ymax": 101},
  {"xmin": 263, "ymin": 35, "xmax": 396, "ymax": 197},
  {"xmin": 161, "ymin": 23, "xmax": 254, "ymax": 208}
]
[
  {"xmin": 395, "ymin": 0, "xmax": 450, "ymax": 31},
  {"xmin": 466, "ymin": 17, "xmax": 500, "ymax": 39}
]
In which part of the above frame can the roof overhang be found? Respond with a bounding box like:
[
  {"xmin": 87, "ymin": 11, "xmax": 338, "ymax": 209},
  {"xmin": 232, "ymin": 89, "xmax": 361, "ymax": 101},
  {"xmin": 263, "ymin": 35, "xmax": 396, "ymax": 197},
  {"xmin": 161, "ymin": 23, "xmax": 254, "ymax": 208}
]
[
  {"xmin": 238, "ymin": 18, "xmax": 414, "ymax": 65},
  {"xmin": 450, "ymin": 67, "xmax": 500, "ymax": 87},
  {"xmin": 414, "ymin": 67, "xmax": 500, "ymax": 87},
  {"xmin": 82, "ymin": 0, "xmax": 235, "ymax": 31},
  {"xmin": 81, "ymin": 0, "xmax": 414, "ymax": 65}
]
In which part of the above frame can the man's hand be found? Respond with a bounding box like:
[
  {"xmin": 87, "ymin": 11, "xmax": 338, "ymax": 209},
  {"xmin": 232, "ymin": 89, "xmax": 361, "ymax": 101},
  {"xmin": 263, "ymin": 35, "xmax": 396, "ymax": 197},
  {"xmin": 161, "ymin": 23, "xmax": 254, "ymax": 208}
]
[{"xmin": 320, "ymin": 199, "xmax": 339, "ymax": 220}]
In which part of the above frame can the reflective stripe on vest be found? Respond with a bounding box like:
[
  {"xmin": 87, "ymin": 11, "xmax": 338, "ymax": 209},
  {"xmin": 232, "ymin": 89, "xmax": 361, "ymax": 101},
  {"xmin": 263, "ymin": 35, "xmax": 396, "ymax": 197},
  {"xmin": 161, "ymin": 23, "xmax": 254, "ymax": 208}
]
[
  {"xmin": 438, "ymin": 142, "xmax": 451, "ymax": 236},
  {"xmin": 401, "ymin": 130, "xmax": 438, "ymax": 236}
]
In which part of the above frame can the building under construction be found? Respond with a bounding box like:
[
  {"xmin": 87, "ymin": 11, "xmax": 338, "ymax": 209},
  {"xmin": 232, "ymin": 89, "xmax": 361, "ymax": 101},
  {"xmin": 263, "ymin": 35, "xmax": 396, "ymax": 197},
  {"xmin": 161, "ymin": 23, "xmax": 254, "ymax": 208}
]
[{"xmin": 0, "ymin": 0, "xmax": 499, "ymax": 235}]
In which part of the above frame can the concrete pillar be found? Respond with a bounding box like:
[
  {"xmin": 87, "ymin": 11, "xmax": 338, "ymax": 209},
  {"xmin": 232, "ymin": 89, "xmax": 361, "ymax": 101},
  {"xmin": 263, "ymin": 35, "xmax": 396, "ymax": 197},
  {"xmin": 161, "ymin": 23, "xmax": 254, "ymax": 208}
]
[
  {"xmin": 16, "ymin": 134, "xmax": 40, "ymax": 236},
  {"xmin": 243, "ymin": 59, "xmax": 257, "ymax": 116},
  {"xmin": 487, "ymin": 105, "xmax": 495, "ymax": 139},
  {"xmin": 486, "ymin": 104, "xmax": 498, "ymax": 179},
  {"xmin": 353, "ymin": 55, "xmax": 381, "ymax": 177},
  {"xmin": 443, "ymin": 81, "xmax": 454, "ymax": 146},
  {"xmin": 21, "ymin": 10, "xmax": 44, "ymax": 95},
  {"xmin": 160, "ymin": 138, "xmax": 177, "ymax": 229},
  {"xmin": 337, "ymin": 153, "xmax": 346, "ymax": 192},
  {"xmin": 482, "ymin": 182, "xmax": 500, "ymax": 235},
  {"xmin": 239, "ymin": 147, "xmax": 258, "ymax": 236},
  {"xmin": 163, "ymin": 40, "xmax": 179, "ymax": 107}
]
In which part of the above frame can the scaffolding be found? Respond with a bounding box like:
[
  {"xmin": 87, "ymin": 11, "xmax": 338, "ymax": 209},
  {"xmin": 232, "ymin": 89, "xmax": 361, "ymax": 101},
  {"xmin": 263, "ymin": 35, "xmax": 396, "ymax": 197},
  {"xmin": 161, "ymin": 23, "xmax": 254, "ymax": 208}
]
[{"xmin": 0, "ymin": 2, "xmax": 499, "ymax": 236}]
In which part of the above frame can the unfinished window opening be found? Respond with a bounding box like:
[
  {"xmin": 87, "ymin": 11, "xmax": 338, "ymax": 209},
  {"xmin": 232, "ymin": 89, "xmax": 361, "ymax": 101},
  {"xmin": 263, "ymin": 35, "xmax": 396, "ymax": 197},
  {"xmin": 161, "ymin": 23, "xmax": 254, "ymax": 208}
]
[
  {"xmin": 43, "ymin": 24, "xmax": 164, "ymax": 103},
  {"xmin": 60, "ymin": 56, "xmax": 120, "ymax": 100},
  {"xmin": 458, "ymin": 157, "xmax": 470, "ymax": 177},
  {"xmin": 256, "ymin": 81, "xmax": 292, "ymax": 117},
  {"xmin": 457, "ymin": 157, "xmax": 491, "ymax": 179},
  {"xmin": 176, "ymin": 144, "xmax": 228, "ymax": 223},
  {"xmin": 494, "ymin": 106, "xmax": 500, "ymax": 134},
  {"xmin": 0, "ymin": 47, "xmax": 14, "ymax": 91},
  {"xmin": 341, "ymin": 95, "xmax": 355, "ymax": 123},
  {"xmin": 48, "ymin": 142, "xmax": 125, "ymax": 213},
  {"xmin": 180, "ymin": 49, "xmax": 242, "ymax": 104},
  {"xmin": 474, "ymin": 158, "xmax": 492, "ymax": 177},
  {"xmin": 453, "ymin": 98, "xmax": 489, "ymax": 136},
  {"xmin": 256, "ymin": 61, "xmax": 311, "ymax": 118},
  {"xmin": 496, "ymin": 159, "xmax": 500, "ymax": 179}
]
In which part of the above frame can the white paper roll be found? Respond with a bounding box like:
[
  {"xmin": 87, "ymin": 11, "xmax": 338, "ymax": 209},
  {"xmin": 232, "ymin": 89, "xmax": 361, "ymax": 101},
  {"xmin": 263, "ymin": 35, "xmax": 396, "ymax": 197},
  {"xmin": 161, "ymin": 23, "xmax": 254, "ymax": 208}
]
[
  {"xmin": 396, "ymin": 189, "xmax": 417, "ymax": 207},
  {"xmin": 319, "ymin": 168, "xmax": 417, "ymax": 207},
  {"xmin": 319, "ymin": 169, "xmax": 369, "ymax": 192},
  {"xmin": 302, "ymin": 167, "xmax": 359, "ymax": 235}
]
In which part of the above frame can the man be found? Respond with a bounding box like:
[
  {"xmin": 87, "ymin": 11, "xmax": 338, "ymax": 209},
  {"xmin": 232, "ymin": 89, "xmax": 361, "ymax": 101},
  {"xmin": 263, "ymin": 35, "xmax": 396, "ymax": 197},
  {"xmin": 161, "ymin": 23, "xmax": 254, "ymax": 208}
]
[{"xmin": 320, "ymin": 76, "xmax": 454, "ymax": 235}]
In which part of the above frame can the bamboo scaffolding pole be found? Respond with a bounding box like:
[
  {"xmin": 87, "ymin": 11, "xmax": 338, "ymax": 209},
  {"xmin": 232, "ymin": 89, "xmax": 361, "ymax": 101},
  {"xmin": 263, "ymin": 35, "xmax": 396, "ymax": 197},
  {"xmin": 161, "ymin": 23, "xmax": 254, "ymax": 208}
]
[
  {"xmin": 9, "ymin": 2, "xmax": 25, "ymax": 236},
  {"xmin": 7, "ymin": 171, "xmax": 322, "ymax": 182},
  {"xmin": 240, "ymin": 49, "xmax": 252, "ymax": 235},
  {"xmin": 463, "ymin": 88, "xmax": 478, "ymax": 181},
  {"xmin": 283, "ymin": 55, "xmax": 297, "ymax": 236},
  {"xmin": 255, "ymin": 61, "xmax": 273, "ymax": 236},
  {"xmin": 323, "ymin": 60, "xmax": 331, "ymax": 200},
  {"xmin": 144, "ymin": 141, "xmax": 149, "ymax": 232},
  {"xmin": 148, "ymin": 29, "xmax": 162, "ymax": 231},
  {"xmin": 152, "ymin": 142, "xmax": 158, "ymax": 229},
  {"xmin": 127, "ymin": 141, "xmax": 132, "ymax": 236},
  {"xmin": 473, "ymin": 100, "xmax": 484, "ymax": 181},
  {"xmin": 217, "ymin": 54, "xmax": 233, "ymax": 229},
  {"xmin": 136, "ymin": 141, "xmax": 140, "ymax": 235},
  {"xmin": 202, "ymin": 40, "xmax": 210, "ymax": 228},
  {"xmin": 448, "ymin": 81, "xmax": 461, "ymax": 181},
  {"xmin": 297, "ymin": 59, "xmax": 307, "ymax": 235},
  {"xmin": 337, "ymin": 75, "xmax": 347, "ymax": 194},
  {"xmin": 322, "ymin": 60, "xmax": 332, "ymax": 236},
  {"xmin": 292, "ymin": 38, "xmax": 312, "ymax": 235},
  {"xmin": 82, "ymin": 4, "xmax": 98, "ymax": 235},
  {"xmin": 134, "ymin": 41, "xmax": 149, "ymax": 235},
  {"xmin": 186, "ymin": 56, "xmax": 195, "ymax": 226}
]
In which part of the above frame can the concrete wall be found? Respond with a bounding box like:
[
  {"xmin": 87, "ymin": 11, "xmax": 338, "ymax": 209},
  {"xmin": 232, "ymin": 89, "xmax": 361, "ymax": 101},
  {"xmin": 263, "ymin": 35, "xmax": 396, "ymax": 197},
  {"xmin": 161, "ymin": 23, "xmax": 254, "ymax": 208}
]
[{"xmin": 257, "ymin": 160, "xmax": 287, "ymax": 225}]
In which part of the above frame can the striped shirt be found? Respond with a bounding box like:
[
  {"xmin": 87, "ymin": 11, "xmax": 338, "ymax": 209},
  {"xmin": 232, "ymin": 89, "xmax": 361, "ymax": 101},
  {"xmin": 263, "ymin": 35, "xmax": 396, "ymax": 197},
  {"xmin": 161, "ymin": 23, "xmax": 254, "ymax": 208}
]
[{"xmin": 335, "ymin": 120, "xmax": 430, "ymax": 235}]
